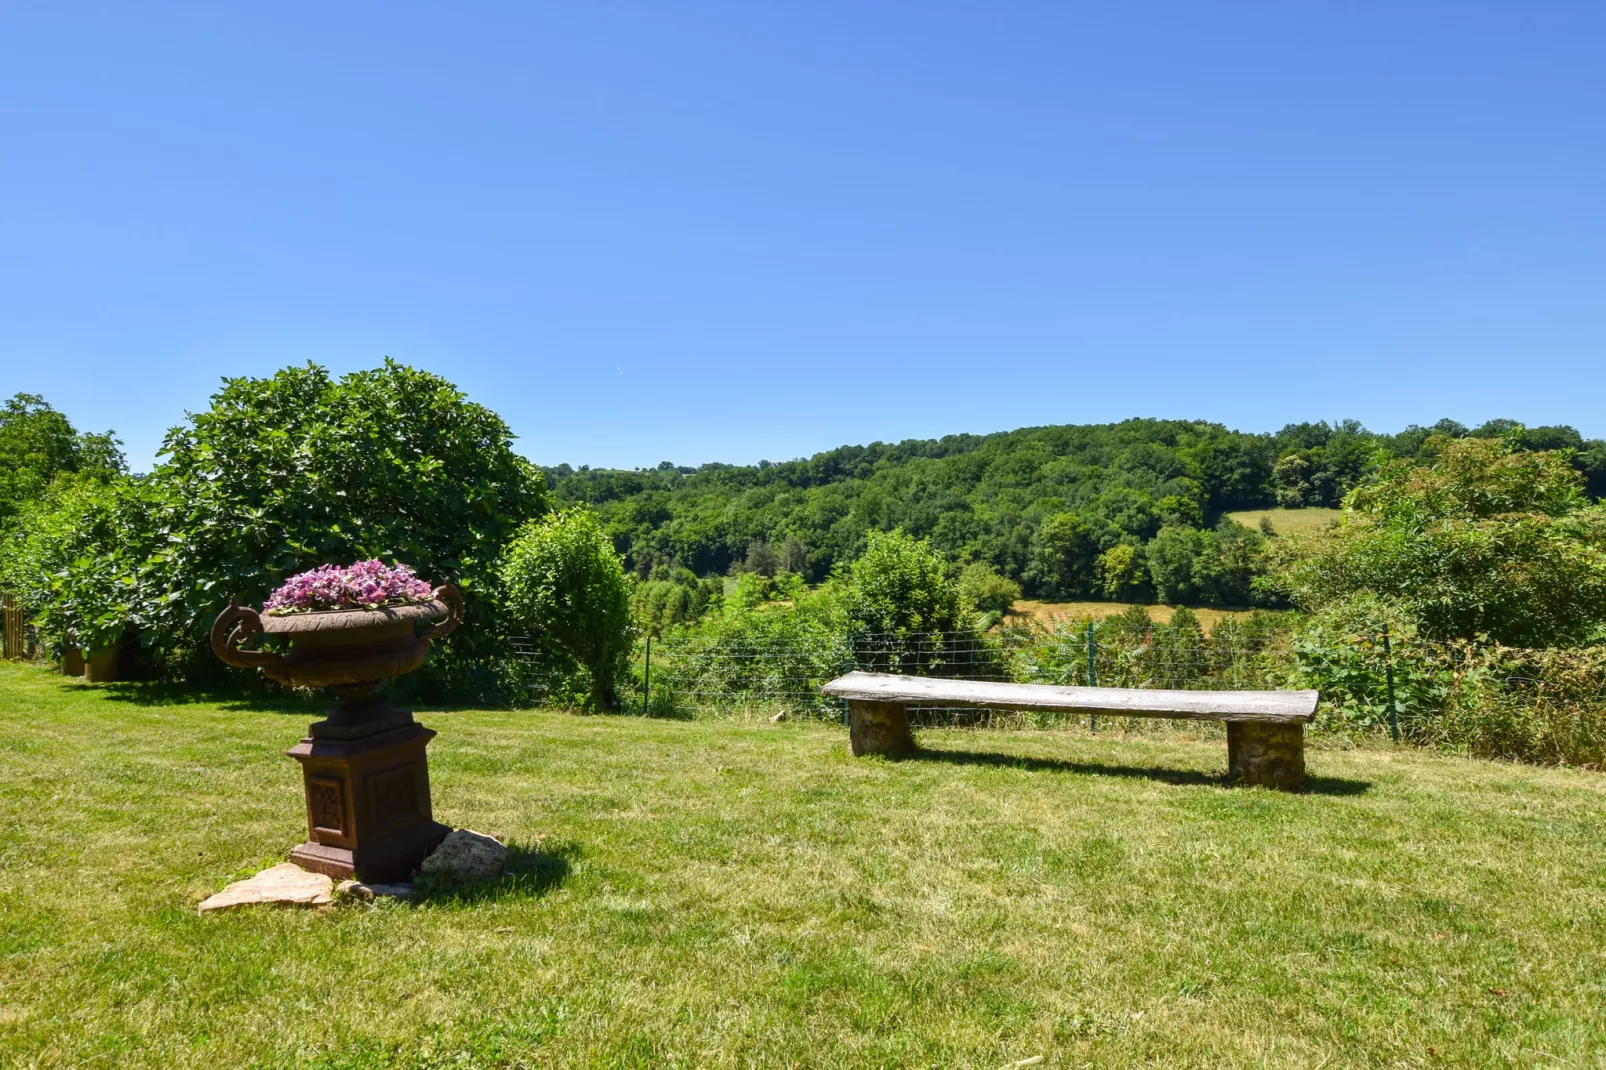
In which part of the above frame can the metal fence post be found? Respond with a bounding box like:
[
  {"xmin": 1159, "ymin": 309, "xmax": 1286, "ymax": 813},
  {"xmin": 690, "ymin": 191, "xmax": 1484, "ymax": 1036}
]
[
  {"xmin": 1086, "ymin": 619, "xmax": 1097, "ymax": 731},
  {"xmin": 842, "ymin": 633, "xmax": 854, "ymax": 725},
  {"xmin": 1382, "ymin": 625, "xmax": 1400, "ymax": 742},
  {"xmin": 643, "ymin": 635, "xmax": 651, "ymax": 715}
]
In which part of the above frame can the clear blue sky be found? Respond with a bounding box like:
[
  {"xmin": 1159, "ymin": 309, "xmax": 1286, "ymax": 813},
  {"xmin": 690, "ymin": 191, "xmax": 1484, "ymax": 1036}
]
[{"xmin": 2, "ymin": 3, "xmax": 1602, "ymax": 472}]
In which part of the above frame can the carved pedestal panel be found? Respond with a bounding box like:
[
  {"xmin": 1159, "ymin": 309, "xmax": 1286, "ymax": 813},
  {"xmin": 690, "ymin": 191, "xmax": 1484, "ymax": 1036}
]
[
  {"xmin": 848, "ymin": 700, "xmax": 915, "ymax": 757},
  {"xmin": 286, "ymin": 711, "xmax": 450, "ymax": 883},
  {"xmin": 1226, "ymin": 721, "xmax": 1306, "ymax": 792}
]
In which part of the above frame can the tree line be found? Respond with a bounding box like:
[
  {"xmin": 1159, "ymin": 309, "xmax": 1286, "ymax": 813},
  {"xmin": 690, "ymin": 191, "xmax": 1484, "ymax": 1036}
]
[
  {"xmin": 5, "ymin": 364, "xmax": 1606, "ymax": 710},
  {"xmin": 546, "ymin": 416, "xmax": 1606, "ymax": 610}
]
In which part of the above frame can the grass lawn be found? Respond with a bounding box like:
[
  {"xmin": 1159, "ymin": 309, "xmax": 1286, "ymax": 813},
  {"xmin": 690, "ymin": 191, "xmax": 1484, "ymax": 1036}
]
[
  {"xmin": 1003, "ymin": 600, "xmax": 1259, "ymax": 631},
  {"xmin": 1225, "ymin": 507, "xmax": 1344, "ymax": 535},
  {"xmin": 2, "ymin": 663, "xmax": 1605, "ymax": 1068}
]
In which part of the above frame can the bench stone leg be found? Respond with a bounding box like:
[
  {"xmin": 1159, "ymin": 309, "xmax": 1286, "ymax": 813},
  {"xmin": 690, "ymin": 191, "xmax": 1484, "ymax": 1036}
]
[
  {"xmin": 848, "ymin": 700, "xmax": 914, "ymax": 757},
  {"xmin": 1227, "ymin": 722, "xmax": 1305, "ymax": 791}
]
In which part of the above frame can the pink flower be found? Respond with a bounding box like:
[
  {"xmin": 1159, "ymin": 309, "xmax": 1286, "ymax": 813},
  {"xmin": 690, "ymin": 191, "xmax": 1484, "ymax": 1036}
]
[{"xmin": 264, "ymin": 560, "xmax": 436, "ymax": 613}]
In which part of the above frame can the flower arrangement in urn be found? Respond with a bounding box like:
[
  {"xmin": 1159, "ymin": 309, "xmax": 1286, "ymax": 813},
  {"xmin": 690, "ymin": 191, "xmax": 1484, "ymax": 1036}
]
[
  {"xmin": 264, "ymin": 559, "xmax": 436, "ymax": 614},
  {"xmin": 210, "ymin": 560, "xmax": 463, "ymax": 882},
  {"xmin": 212, "ymin": 559, "xmax": 461, "ymax": 710}
]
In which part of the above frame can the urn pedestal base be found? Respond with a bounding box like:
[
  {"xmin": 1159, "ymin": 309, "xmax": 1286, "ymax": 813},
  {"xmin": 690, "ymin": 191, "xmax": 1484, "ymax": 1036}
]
[{"xmin": 286, "ymin": 710, "xmax": 450, "ymax": 884}]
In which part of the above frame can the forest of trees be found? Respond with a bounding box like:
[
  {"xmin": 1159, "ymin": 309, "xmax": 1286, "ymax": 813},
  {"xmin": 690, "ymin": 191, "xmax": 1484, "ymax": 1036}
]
[{"xmin": 546, "ymin": 417, "xmax": 1606, "ymax": 608}]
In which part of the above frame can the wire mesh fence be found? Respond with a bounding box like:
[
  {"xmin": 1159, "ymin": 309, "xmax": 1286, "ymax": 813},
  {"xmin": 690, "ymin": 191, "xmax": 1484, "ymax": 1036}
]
[
  {"xmin": 595, "ymin": 623, "xmax": 1606, "ymax": 765},
  {"xmin": 629, "ymin": 624, "xmax": 1299, "ymax": 727}
]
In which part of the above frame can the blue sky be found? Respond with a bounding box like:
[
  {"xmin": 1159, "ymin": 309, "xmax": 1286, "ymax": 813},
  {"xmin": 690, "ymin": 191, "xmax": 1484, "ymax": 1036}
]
[{"xmin": 2, "ymin": 3, "xmax": 1602, "ymax": 471}]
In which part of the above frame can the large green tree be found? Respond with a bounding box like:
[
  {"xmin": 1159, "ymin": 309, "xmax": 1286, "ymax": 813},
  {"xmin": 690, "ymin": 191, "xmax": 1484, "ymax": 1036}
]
[
  {"xmin": 0, "ymin": 393, "xmax": 123, "ymax": 520},
  {"xmin": 16, "ymin": 361, "xmax": 550, "ymax": 694},
  {"xmin": 1271, "ymin": 435, "xmax": 1606, "ymax": 646}
]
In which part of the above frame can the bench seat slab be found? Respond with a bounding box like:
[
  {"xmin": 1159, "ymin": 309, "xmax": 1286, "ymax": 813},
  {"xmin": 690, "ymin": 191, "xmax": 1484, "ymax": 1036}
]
[{"xmin": 821, "ymin": 672, "xmax": 1318, "ymax": 724}]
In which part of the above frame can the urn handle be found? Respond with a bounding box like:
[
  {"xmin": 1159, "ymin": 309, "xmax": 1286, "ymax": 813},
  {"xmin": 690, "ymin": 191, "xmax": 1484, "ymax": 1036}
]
[
  {"xmin": 209, "ymin": 602, "xmax": 286, "ymax": 675},
  {"xmin": 419, "ymin": 583, "xmax": 463, "ymax": 641}
]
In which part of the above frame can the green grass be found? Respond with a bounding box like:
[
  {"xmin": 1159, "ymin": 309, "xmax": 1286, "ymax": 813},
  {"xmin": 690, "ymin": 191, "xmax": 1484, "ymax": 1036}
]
[
  {"xmin": 1226, "ymin": 507, "xmax": 1344, "ymax": 535},
  {"xmin": 2, "ymin": 663, "xmax": 1605, "ymax": 1068}
]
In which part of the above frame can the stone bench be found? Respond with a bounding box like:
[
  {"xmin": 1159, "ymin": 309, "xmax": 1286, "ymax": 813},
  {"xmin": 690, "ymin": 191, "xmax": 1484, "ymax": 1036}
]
[{"xmin": 819, "ymin": 671, "xmax": 1320, "ymax": 791}]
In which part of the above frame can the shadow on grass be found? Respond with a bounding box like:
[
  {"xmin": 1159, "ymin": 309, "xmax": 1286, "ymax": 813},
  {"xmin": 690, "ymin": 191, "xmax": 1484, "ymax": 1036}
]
[
  {"xmin": 906, "ymin": 745, "xmax": 1371, "ymax": 796},
  {"xmin": 64, "ymin": 679, "xmax": 508, "ymax": 719},
  {"xmin": 410, "ymin": 840, "xmax": 580, "ymax": 906},
  {"xmin": 63, "ymin": 678, "xmax": 323, "ymax": 714}
]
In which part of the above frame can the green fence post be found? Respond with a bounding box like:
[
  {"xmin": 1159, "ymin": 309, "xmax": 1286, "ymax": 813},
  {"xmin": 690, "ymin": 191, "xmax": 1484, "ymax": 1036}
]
[
  {"xmin": 1382, "ymin": 625, "xmax": 1400, "ymax": 742},
  {"xmin": 643, "ymin": 635, "xmax": 651, "ymax": 715},
  {"xmin": 1086, "ymin": 620, "xmax": 1097, "ymax": 731},
  {"xmin": 842, "ymin": 634, "xmax": 855, "ymax": 725}
]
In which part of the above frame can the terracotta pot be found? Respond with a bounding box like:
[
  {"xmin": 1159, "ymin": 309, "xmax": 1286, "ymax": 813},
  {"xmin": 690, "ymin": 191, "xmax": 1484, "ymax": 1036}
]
[{"xmin": 84, "ymin": 646, "xmax": 119, "ymax": 683}]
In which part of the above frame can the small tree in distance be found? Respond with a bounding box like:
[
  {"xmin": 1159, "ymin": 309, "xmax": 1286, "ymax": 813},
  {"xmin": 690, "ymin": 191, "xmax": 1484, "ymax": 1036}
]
[
  {"xmin": 845, "ymin": 529, "xmax": 965, "ymax": 640},
  {"xmin": 500, "ymin": 508, "xmax": 635, "ymax": 709}
]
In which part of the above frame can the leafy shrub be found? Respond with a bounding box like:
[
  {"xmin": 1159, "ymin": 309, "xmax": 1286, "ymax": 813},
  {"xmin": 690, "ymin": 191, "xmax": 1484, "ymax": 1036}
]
[
  {"xmin": 958, "ymin": 562, "xmax": 1020, "ymax": 614},
  {"xmin": 845, "ymin": 529, "xmax": 965, "ymax": 640},
  {"xmin": 649, "ymin": 582, "xmax": 850, "ymax": 719},
  {"xmin": 499, "ymin": 508, "xmax": 634, "ymax": 709},
  {"xmin": 1270, "ymin": 435, "xmax": 1606, "ymax": 645},
  {"xmin": 0, "ymin": 473, "xmax": 142, "ymax": 656},
  {"xmin": 141, "ymin": 361, "xmax": 547, "ymax": 697},
  {"xmin": 1436, "ymin": 646, "xmax": 1606, "ymax": 767},
  {"xmin": 1287, "ymin": 593, "xmax": 1452, "ymax": 736},
  {"xmin": 631, "ymin": 565, "xmax": 721, "ymax": 637}
]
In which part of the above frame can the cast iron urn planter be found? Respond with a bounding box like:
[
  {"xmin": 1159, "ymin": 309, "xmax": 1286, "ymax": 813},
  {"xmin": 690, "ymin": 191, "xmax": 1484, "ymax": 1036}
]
[{"xmin": 210, "ymin": 585, "xmax": 463, "ymax": 882}]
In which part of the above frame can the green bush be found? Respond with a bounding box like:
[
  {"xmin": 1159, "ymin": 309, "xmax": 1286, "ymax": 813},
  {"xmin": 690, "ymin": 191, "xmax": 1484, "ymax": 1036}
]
[
  {"xmin": 1288, "ymin": 594, "xmax": 1452, "ymax": 736},
  {"xmin": 631, "ymin": 565, "xmax": 721, "ymax": 637},
  {"xmin": 1271, "ymin": 435, "xmax": 1606, "ymax": 646},
  {"xmin": 649, "ymin": 581, "xmax": 849, "ymax": 719},
  {"xmin": 845, "ymin": 529, "xmax": 965, "ymax": 640},
  {"xmin": 499, "ymin": 508, "xmax": 635, "ymax": 709},
  {"xmin": 149, "ymin": 362, "xmax": 547, "ymax": 696},
  {"xmin": 1436, "ymin": 646, "xmax": 1606, "ymax": 767},
  {"xmin": 957, "ymin": 561, "xmax": 1020, "ymax": 614},
  {"xmin": 2, "ymin": 363, "xmax": 548, "ymax": 701},
  {"xmin": 0, "ymin": 473, "xmax": 141, "ymax": 657}
]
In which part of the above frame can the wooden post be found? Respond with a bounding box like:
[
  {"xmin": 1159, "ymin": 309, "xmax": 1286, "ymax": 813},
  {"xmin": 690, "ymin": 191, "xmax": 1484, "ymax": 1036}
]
[
  {"xmin": 1227, "ymin": 722, "xmax": 1305, "ymax": 791},
  {"xmin": 847, "ymin": 700, "xmax": 914, "ymax": 757},
  {"xmin": 1, "ymin": 593, "xmax": 21, "ymax": 661}
]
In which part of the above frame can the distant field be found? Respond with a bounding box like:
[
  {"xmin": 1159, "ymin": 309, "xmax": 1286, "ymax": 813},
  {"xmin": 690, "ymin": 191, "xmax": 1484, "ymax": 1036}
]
[
  {"xmin": 1004, "ymin": 600, "xmax": 1261, "ymax": 632},
  {"xmin": 1226, "ymin": 507, "xmax": 1342, "ymax": 534}
]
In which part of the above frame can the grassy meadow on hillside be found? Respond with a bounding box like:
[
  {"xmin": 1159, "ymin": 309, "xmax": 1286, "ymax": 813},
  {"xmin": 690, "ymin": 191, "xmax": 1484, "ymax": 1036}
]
[
  {"xmin": 1002, "ymin": 599, "xmax": 1262, "ymax": 632},
  {"xmin": 1225, "ymin": 507, "xmax": 1343, "ymax": 535},
  {"xmin": 3, "ymin": 662, "xmax": 1604, "ymax": 1068}
]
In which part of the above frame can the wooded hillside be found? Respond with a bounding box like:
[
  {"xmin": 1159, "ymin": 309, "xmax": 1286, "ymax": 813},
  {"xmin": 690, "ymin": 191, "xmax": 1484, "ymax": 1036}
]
[{"xmin": 546, "ymin": 417, "xmax": 1606, "ymax": 602}]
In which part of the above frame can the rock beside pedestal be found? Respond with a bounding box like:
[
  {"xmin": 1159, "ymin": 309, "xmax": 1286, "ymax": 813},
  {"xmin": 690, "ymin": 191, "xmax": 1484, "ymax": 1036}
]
[
  {"xmin": 198, "ymin": 863, "xmax": 333, "ymax": 912},
  {"xmin": 418, "ymin": 828, "xmax": 507, "ymax": 883},
  {"xmin": 336, "ymin": 879, "xmax": 415, "ymax": 901}
]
